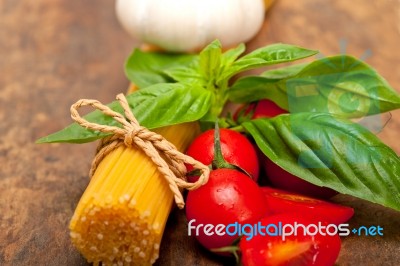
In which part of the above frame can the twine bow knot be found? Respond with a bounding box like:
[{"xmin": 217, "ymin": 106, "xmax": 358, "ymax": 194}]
[{"xmin": 70, "ymin": 93, "xmax": 210, "ymax": 209}]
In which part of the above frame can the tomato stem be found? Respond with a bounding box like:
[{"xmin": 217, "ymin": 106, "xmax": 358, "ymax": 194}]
[
  {"xmin": 210, "ymin": 245, "xmax": 240, "ymax": 263},
  {"xmin": 211, "ymin": 122, "xmax": 253, "ymax": 178},
  {"xmin": 211, "ymin": 122, "xmax": 233, "ymax": 170}
]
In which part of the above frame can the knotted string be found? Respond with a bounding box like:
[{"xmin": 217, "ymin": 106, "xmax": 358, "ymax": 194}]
[{"xmin": 70, "ymin": 93, "xmax": 210, "ymax": 209}]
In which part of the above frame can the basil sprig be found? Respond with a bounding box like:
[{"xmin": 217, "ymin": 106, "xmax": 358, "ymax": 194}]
[
  {"xmin": 37, "ymin": 40, "xmax": 400, "ymax": 211},
  {"xmin": 38, "ymin": 40, "xmax": 318, "ymax": 143}
]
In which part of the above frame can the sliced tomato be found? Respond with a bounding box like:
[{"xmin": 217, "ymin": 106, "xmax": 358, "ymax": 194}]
[
  {"xmin": 239, "ymin": 213, "xmax": 341, "ymax": 266},
  {"xmin": 261, "ymin": 186, "xmax": 354, "ymax": 225}
]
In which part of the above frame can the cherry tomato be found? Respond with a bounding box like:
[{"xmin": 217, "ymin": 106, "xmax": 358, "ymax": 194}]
[
  {"xmin": 263, "ymin": 157, "xmax": 338, "ymax": 199},
  {"xmin": 239, "ymin": 213, "xmax": 341, "ymax": 266},
  {"xmin": 185, "ymin": 168, "xmax": 268, "ymax": 251},
  {"xmin": 186, "ymin": 128, "xmax": 259, "ymax": 181},
  {"xmin": 260, "ymin": 186, "xmax": 354, "ymax": 225},
  {"xmin": 234, "ymin": 99, "xmax": 288, "ymax": 121},
  {"xmin": 251, "ymin": 99, "xmax": 288, "ymax": 119}
]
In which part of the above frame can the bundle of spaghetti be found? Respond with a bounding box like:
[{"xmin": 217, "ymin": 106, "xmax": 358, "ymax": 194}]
[{"xmin": 69, "ymin": 122, "xmax": 200, "ymax": 265}]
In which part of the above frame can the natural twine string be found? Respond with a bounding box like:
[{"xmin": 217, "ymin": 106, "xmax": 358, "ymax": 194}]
[{"xmin": 70, "ymin": 93, "xmax": 210, "ymax": 209}]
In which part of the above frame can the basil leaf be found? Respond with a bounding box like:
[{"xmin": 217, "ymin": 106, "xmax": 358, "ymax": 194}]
[
  {"xmin": 124, "ymin": 49, "xmax": 196, "ymax": 88},
  {"xmin": 220, "ymin": 44, "xmax": 318, "ymax": 80},
  {"xmin": 261, "ymin": 63, "xmax": 308, "ymax": 79},
  {"xmin": 36, "ymin": 84, "xmax": 211, "ymax": 144},
  {"xmin": 164, "ymin": 41, "xmax": 226, "ymax": 88},
  {"xmin": 166, "ymin": 41, "xmax": 245, "ymax": 90},
  {"xmin": 220, "ymin": 43, "xmax": 246, "ymax": 70},
  {"xmin": 229, "ymin": 56, "xmax": 400, "ymax": 117},
  {"xmin": 199, "ymin": 40, "xmax": 222, "ymax": 85},
  {"xmin": 229, "ymin": 76, "xmax": 289, "ymax": 110},
  {"xmin": 285, "ymin": 56, "xmax": 400, "ymax": 117},
  {"xmin": 243, "ymin": 113, "xmax": 400, "ymax": 211},
  {"xmin": 163, "ymin": 64, "xmax": 203, "ymax": 85}
]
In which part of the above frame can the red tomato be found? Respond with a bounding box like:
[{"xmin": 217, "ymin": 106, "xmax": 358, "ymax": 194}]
[
  {"xmin": 239, "ymin": 213, "xmax": 341, "ymax": 266},
  {"xmin": 186, "ymin": 128, "xmax": 259, "ymax": 181},
  {"xmin": 263, "ymin": 157, "xmax": 338, "ymax": 199},
  {"xmin": 252, "ymin": 99, "xmax": 288, "ymax": 119},
  {"xmin": 185, "ymin": 169, "xmax": 268, "ymax": 251},
  {"xmin": 234, "ymin": 99, "xmax": 288, "ymax": 121},
  {"xmin": 260, "ymin": 187, "xmax": 354, "ymax": 225}
]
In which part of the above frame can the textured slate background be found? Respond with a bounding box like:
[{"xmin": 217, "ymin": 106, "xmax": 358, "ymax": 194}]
[{"xmin": 0, "ymin": 0, "xmax": 399, "ymax": 265}]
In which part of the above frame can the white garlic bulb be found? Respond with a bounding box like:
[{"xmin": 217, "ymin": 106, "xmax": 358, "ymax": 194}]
[{"xmin": 116, "ymin": 0, "xmax": 265, "ymax": 52}]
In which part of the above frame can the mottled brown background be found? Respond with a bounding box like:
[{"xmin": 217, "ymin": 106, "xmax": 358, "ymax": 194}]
[{"xmin": 0, "ymin": 0, "xmax": 399, "ymax": 265}]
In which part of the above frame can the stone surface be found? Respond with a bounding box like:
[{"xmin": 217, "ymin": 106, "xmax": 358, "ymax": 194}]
[{"xmin": 0, "ymin": 0, "xmax": 399, "ymax": 265}]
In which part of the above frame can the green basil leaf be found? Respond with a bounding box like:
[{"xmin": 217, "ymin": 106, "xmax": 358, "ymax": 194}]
[
  {"xmin": 261, "ymin": 63, "xmax": 308, "ymax": 79},
  {"xmin": 229, "ymin": 56, "xmax": 400, "ymax": 118},
  {"xmin": 221, "ymin": 44, "xmax": 318, "ymax": 80},
  {"xmin": 124, "ymin": 49, "xmax": 196, "ymax": 88},
  {"xmin": 284, "ymin": 56, "xmax": 400, "ymax": 117},
  {"xmin": 220, "ymin": 43, "xmax": 246, "ymax": 70},
  {"xmin": 243, "ymin": 113, "xmax": 400, "ymax": 210},
  {"xmin": 229, "ymin": 76, "xmax": 289, "ymax": 110},
  {"xmin": 163, "ymin": 64, "xmax": 203, "ymax": 85},
  {"xmin": 199, "ymin": 40, "xmax": 222, "ymax": 82},
  {"xmin": 36, "ymin": 83, "xmax": 211, "ymax": 144}
]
